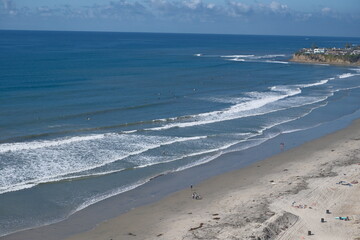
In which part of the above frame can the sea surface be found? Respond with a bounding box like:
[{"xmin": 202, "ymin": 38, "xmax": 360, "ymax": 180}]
[{"xmin": 1, "ymin": 31, "xmax": 360, "ymax": 236}]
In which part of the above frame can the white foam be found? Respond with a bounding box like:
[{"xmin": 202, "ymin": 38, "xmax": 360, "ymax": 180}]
[
  {"xmin": 175, "ymin": 152, "xmax": 223, "ymax": 172},
  {"xmin": 264, "ymin": 60, "xmax": 289, "ymax": 64},
  {"xmin": 262, "ymin": 54, "xmax": 286, "ymax": 58},
  {"xmin": 174, "ymin": 134, "xmax": 274, "ymax": 173},
  {"xmin": 334, "ymin": 85, "xmax": 360, "ymax": 92},
  {"xmin": 194, "ymin": 53, "xmax": 202, "ymax": 57},
  {"xmin": 222, "ymin": 54, "xmax": 287, "ymax": 62},
  {"xmin": 350, "ymin": 68, "xmax": 360, "ymax": 73},
  {"xmin": 313, "ymin": 63, "xmax": 330, "ymax": 66},
  {"xmin": 338, "ymin": 73, "xmax": 356, "ymax": 79},
  {"xmin": 121, "ymin": 130, "xmax": 138, "ymax": 134},
  {"xmin": 251, "ymin": 54, "xmax": 286, "ymax": 59},
  {"xmin": 221, "ymin": 55, "xmax": 255, "ymax": 58},
  {"xmin": 220, "ymin": 53, "xmax": 291, "ymax": 65},
  {"xmin": 0, "ymin": 135, "xmax": 208, "ymax": 194},
  {"xmin": 266, "ymin": 94, "xmax": 330, "ymax": 114},
  {"xmin": 295, "ymin": 79, "xmax": 329, "ymax": 88},
  {"xmin": 146, "ymin": 87, "xmax": 302, "ymax": 131},
  {"xmin": 48, "ymin": 168, "xmax": 127, "ymax": 183},
  {"xmin": 73, "ymin": 179, "xmax": 148, "ymax": 213},
  {"xmin": 203, "ymin": 96, "xmax": 249, "ymax": 104},
  {"xmin": 255, "ymin": 103, "xmax": 325, "ymax": 138},
  {"xmin": 0, "ymin": 134, "xmax": 105, "ymax": 153},
  {"xmin": 228, "ymin": 58, "xmax": 245, "ymax": 62},
  {"xmin": 133, "ymin": 132, "xmax": 258, "ymax": 169},
  {"xmin": 135, "ymin": 147, "xmax": 222, "ymax": 169},
  {"xmin": 173, "ymin": 100, "xmax": 327, "ymax": 173},
  {"xmin": 281, "ymin": 123, "xmax": 322, "ymax": 134},
  {"xmin": 0, "ymin": 182, "xmax": 37, "ymax": 194}
]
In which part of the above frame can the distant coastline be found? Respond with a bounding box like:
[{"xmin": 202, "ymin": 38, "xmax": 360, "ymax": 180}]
[{"xmin": 290, "ymin": 45, "xmax": 360, "ymax": 66}]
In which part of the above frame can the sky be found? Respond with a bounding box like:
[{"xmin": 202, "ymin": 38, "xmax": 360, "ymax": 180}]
[{"xmin": 1, "ymin": 0, "xmax": 359, "ymax": 37}]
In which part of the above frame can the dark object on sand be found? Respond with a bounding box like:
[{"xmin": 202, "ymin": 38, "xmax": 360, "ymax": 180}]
[
  {"xmin": 321, "ymin": 218, "xmax": 325, "ymax": 223},
  {"xmin": 326, "ymin": 209, "xmax": 330, "ymax": 214},
  {"xmin": 189, "ymin": 223, "xmax": 204, "ymax": 231},
  {"xmin": 308, "ymin": 230, "xmax": 312, "ymax": 236},
  {"xmin": 337, "ymin": 181, "xmax": 353, "ymax": 186},
  {"xmin": 192, "ymin": 192, "xmax": 202, "ymax": 200}
]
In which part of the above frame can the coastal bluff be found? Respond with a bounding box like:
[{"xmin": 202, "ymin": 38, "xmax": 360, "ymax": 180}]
[{"xmin": 290, "ymin": 46, "xmax": 360, "ymax": 66}]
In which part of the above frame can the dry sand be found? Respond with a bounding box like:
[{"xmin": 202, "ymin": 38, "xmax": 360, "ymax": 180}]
[{"xmin": 62, "ymin": 120, "xmax": 360, "ymax": 239}]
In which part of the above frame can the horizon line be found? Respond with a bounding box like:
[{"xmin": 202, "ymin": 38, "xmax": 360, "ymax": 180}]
[{"xmin": 1, "ymin": 28, "xmax": 359, "ymax": 39}]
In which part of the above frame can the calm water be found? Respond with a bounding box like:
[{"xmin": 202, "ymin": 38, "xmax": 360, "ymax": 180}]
[{"xmin": 1, "ymin": 31, "xmax": 360, "ymax": 236}]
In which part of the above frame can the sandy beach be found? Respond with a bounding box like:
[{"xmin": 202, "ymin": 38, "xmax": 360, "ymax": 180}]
[{"xmin": 57, "ymin": 119, "xmax": 360, "ymax": 240}]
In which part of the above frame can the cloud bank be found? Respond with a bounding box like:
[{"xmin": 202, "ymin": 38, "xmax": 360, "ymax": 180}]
[{"xmin": 1, "ymin": 0, "xmax": 359, "ymax": 36}]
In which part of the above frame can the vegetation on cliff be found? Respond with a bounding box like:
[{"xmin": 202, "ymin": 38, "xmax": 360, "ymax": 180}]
[{"xmin": 291, "ymin": 44, "xmax": 360, "ymax": 65}]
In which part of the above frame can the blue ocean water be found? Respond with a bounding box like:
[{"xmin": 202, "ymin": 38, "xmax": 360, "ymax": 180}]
[{"xmin": 1, "ymin": 30, "xmax": 360, "ymax": 236}]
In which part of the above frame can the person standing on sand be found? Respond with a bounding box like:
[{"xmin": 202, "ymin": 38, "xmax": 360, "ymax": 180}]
[{"xmin": 280, "ymin": 142, "xmax": 285, "ymax": 151}]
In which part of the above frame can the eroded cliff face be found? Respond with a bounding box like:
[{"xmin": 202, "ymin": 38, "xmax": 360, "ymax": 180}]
[{"xmin": 290, "ymin": 54, "xmax": 360, "ymax": 66}]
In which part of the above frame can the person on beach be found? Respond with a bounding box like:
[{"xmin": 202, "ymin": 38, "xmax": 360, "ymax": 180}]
[
  {"xmin": 280, "ymin": 142, "xmax": 285, "ymax": 151},
  {"xmin": 192, "ymin": 192, "xmax": 201, "ymax": 200},
  {"xmin": 192, "ymin": 192, "xmax": 197, "ymax": 199}
]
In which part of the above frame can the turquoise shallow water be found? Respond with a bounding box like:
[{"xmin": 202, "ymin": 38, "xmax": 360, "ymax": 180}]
[{"xmin": 0, "ymin": 30, "xmax": 360, "ymax": 236}]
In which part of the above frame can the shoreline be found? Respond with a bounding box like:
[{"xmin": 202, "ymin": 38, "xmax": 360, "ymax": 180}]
[
  {"xmin": 64, "ymin": 119, "xmax": 360, "ymax": 240},
  {"xmin": 2, "ymin": 111, "xmax": 360, "ymax": 240},
  {"xmin": 3, "ymin": 116, "xmax": 358, "ymax": 239},
  {"xmin": 289, "ymin": 57, "xmax": 360, "ymax": 66}
]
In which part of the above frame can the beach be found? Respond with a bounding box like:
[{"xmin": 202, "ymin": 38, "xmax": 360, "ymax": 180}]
[
  {"xmin": 50, "ymin": 119, "xmax": 360, "ymax": 240},
  {"xmin": 1, "ymin": 32, "xmax": 360, "ymax": 240}
]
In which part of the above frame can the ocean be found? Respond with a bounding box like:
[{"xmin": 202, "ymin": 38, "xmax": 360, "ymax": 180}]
[{"xmin": 1, "ymin": 30, "xmax": 360, "ymax": 236}]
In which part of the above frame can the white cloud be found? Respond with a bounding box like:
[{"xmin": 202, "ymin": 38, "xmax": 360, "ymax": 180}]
[
  {"xmin": 207, "ymin": 3, "xmax": 215, "ymax": 9},
  {"xmin": 2, "ymin": 0, "xmax": 11, "ymax": 10},
  {"xmin": 1, "ymin": 0, "xmax": 358, "ymax": 35},
  {"xmin": 321, "ymin": 7, "xmax": 331, "ymax": 14},
  {"xmin": 228, "ymin": 1, "xmax": 251, "ymax": 15},
  {"xmin": 269, "ymin": 1, "xmax": 288, "ymax": 12},
  {"xmin": 1, "ymin": 0, "xmax": 17, "ymax": 15},
  {"xmin": 183, "ymin": 0, "xmax": 201, "ymax": 10}
]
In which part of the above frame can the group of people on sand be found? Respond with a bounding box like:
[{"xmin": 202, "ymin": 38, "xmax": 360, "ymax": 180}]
[
  {"xmin": 336, "ymin": 216, "xmax": 350, "ymax": 221},
  {"xmin": 292, "ymin": 201, "xmax": 307, "ymax": 209},
  {"xmin": 192, "ymin": 192, "xmax": 201, "ymax": 200},
  {"xmin": 190, "ymin": 185, "xmax": 202, "ymax": 200}
]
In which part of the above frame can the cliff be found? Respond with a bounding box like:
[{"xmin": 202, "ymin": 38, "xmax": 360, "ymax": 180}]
[{"xmin": 290, "ymin": 53, "xmax": 360, "ymax": 66}]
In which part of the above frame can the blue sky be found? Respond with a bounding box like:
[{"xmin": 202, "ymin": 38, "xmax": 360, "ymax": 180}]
[{"xmin": 1, "ymin": 0, "xmax": 359, "ymax": 36}]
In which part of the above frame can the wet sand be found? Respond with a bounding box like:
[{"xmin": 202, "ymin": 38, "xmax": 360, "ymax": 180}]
[{"xmin": 62, "ymin": 120, "xmax": 360, "ymax": 240}]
